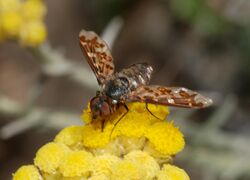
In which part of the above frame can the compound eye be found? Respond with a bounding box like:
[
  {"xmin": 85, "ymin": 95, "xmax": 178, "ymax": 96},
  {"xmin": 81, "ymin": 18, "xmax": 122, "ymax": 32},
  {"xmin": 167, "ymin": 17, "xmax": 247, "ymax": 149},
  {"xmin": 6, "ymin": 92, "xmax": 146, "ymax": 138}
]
[
  {"xmin": 101, "ymin": 102, "xmax": 111, "ymax": 116},
  {"xmin": 91, "ymin": 97, "xmax": 99, "ymax": 106},
  {"xmin": 90, "ymin": 97, "xmax": 101, "ymax": 117}
]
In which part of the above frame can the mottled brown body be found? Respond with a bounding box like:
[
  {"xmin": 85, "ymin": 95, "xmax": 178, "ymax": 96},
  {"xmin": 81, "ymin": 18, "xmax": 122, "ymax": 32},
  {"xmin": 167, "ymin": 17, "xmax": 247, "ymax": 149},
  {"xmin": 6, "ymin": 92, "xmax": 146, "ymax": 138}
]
[
  {"xmin": 103, "ymin": 63, "xmax": 153, "ymax": 101},
  {"xmin": 79, "ymin": 29, "xmax": 212, "ymax": 119}
]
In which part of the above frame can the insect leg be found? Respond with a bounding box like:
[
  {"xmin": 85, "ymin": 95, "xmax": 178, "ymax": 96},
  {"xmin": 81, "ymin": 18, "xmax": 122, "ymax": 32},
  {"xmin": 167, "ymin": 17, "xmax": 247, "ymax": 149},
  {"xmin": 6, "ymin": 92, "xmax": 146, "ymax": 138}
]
[
  {"xmin": 109, "ymin": 104, "xmax": 129, "ymax": 139},
  {"xmin": 101, "ymin": 119, "xmax": 105, "ymax": 132},
  {"xmin": 146, "ymin": 103, "xmax": 163, "ymax": 120}
]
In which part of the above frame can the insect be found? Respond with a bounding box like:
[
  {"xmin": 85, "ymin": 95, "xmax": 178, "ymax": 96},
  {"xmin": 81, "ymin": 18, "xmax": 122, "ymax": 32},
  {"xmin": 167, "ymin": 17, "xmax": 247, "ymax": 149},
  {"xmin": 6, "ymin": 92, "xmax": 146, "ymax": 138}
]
[{"xmin": 79, "ymin": 30, "xmax": 212, "ymax": 120}]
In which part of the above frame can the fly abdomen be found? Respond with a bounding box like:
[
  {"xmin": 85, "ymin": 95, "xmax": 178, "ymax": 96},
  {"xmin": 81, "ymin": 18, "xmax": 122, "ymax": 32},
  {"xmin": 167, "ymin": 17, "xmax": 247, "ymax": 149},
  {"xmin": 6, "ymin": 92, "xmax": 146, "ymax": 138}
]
[
  {"xmin": 117, "ymin": 63, "xmax": 153, "ymax": 90},
  {"xmin": 104, "ymin": 63, "xmax": 153, "ymax": 101}
]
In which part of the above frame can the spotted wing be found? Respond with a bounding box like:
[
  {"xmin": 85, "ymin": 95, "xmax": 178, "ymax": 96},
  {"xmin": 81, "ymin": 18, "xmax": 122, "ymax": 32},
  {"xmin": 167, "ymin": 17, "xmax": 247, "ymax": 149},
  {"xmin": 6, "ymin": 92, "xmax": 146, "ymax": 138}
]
[
  {"xmin": 79, "ymin": 30, "xmax": 115, "ymax": 85},
  {"xmin": 128, "ymin": 85, "xmax": 213, "ymax": 108}
]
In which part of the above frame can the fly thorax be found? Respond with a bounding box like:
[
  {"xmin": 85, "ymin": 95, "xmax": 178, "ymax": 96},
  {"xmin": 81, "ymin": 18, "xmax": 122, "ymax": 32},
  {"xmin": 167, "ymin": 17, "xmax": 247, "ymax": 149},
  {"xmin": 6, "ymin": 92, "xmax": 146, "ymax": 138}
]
[{"xmin": 105, "ymin": 77, "xmax": 129, "ymax": 100}]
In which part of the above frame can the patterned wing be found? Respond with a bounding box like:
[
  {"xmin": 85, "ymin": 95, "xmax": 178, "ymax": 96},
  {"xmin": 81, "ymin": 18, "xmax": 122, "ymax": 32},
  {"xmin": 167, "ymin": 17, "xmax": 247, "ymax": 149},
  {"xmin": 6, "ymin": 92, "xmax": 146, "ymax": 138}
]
[
  {"xmin": 79, "ymin": 30, "xmax": 115, "ymax": 85},
  {"xmin": 128, "ymin": 85, "xmax": 213, "ymax": 108}
]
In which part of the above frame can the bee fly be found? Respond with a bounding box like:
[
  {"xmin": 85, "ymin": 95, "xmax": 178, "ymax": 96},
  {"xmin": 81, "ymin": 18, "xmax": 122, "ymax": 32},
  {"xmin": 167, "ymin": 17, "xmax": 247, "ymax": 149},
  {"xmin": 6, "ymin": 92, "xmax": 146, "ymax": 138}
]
[{"xmin": 79, "ymin": 30, "xmax": 212, "ymax": 123}]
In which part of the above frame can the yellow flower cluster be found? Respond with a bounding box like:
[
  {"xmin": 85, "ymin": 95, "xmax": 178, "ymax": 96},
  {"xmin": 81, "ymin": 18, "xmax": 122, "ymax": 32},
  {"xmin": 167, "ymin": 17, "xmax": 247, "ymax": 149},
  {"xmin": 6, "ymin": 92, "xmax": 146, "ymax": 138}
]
[
  {"xmin": 0, "ymin": 0, "xmax": 47, "ymax": 46},
  {"xmin": 13, "ymin": 102, "xmax": 189, "ymax": 179}
]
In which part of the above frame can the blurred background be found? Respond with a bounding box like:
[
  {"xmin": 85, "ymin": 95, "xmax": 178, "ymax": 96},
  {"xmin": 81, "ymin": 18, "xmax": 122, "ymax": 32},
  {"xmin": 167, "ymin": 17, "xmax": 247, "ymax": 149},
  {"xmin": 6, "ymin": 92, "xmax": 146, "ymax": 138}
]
[{"xmin": 1, "ymin": 0, "xmax": 250, "ymax": 179}]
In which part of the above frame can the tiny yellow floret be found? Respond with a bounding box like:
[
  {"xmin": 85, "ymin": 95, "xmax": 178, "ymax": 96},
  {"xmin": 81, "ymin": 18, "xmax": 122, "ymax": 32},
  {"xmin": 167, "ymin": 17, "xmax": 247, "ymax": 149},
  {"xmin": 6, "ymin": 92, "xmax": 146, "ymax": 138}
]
[
  {"xmin": 19, "ymin": 21, "xmax": 47, "ymax": 46},
  {"xmin": 34, "ymin": 142, "xmax": 70, "ymax": 174},
  {"xmin": 146, "ymin": 121, "xmax": 185, "ymax": 155},
  {"xmin": 0, "ymin": 0, "xmax": 21, "ymax": 12},
  {"xmin": 124, "ymin": 150, "xmax": 160, "ymax": 179},
  {"xmin": 81, "ymin": 102, "xmax": 171, "ymax": 148},
  {"xmin": 59, "ymin": 150, "xmax": 93, "ymax": 177},
  {"xmin": 54, "ymin": 126, "xmax": 84, "ymax": 149},
  {"xmin": 0, "ymin": 0, "xmax": 47, "ymax": 46},
  {"xmin": 111, "ymin": 160, "xmax": 144, "ymax": 180},
  {"xmin": 81, "ymin": 102, "xmax": 92, "ymax": 124},
  {"xmin": 92, "ymin": 154, "xmax": 121, "ymax": 176},
  {"xmin": 12, "ymin": 165, "xmax": 42, "ymax": 180},
  {"xmin": 88, "ymin": 174, "xmax": 109, "ymax": 180},
  {"xmin": 1, "ymin": 11, "xmax": 22, "ymax": 37},
  {"xmin": 20, "ymin": 0, "xmax": 47, "ymax": 21},
  {"xmin": 157, "ymin": 164, "xmax": 190, "ymax": 180},
  {"xmin": 82, "ymin": 122, "xmax": 113, "ymax": 148},
  {"xmin": 111, "ymin": 110, "xmax": 152, "ymax": 138}
]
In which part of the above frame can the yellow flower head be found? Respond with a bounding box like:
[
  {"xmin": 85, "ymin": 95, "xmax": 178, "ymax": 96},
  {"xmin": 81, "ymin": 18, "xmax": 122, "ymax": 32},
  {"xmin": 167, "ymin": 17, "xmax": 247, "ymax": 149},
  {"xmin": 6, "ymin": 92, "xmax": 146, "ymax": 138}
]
[
  {"xmin": 0, "ymin": 0, "xmax": 47, "ymax": 46},
  {"xmin": 124, "ymin": 150, "xmax": 160, "ymax": 179},
  {"xmin": 92, "ymin": 154, "xmax": 121, "ymax": 176},
  {"xmin": 82, "ymin": 121, "xmax": 113, "ymax": 148},
  {"xmin": 20, "ymin": 0, "xmax": 47, "ymax": 21},
  {"xmin": 145, "ymin": 121, "xmax": 185, "ymax": 155},
  {"xmin": 157, "ymin": 164, "xmax": 190, "ymax": 180},
  {"xmin": 59, "ymin": 150, "xmax": 93, "ymax": 177},
  {"xmin": 54, "ymin": 126, "xmax": 84, "ymax": 150},
  {"xmin": 81, "ymin": 102, "xmax": 184, "ymax": 155},
  {"xmin": 34, "ymin": 142, "xmax": 70, "ymax": 174},
  {"xmin": 111, "ymin": 160, "xmax": 145, "ymax": 180},
  {"xmin": 88, "ymin": 174, "xmax": 109, "ymax": 180},
  {"xmin": 13, "ymin": 102, "xmax": 189, "ymax": 179},
  {"xmin": 0, "ymin": 0, "xmax": 21, "ymax": 13},
  {"xmin": 1, "ymin": 11, "xmax": 22, "ymax": 37},
  {"xmin": 19, "ymin": 21, "xmax": 47, "ymax": 46},
  {"xmin": 12, "ymin": 165, "xmax": 42, "ymax": 180}
]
